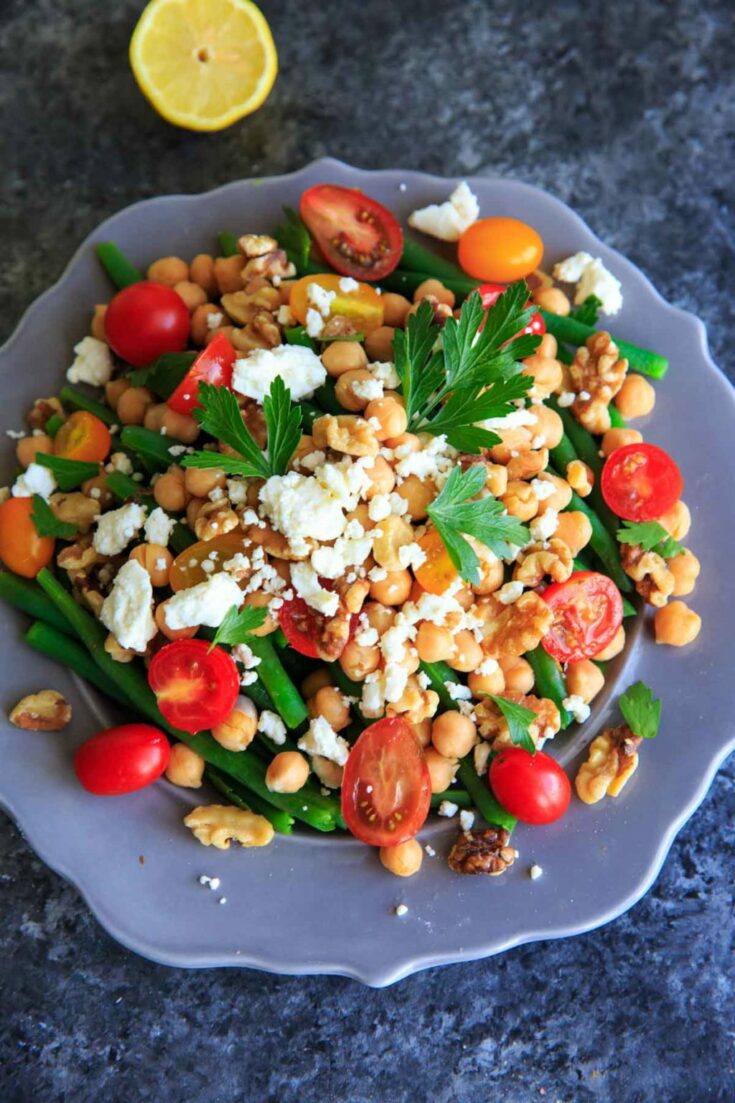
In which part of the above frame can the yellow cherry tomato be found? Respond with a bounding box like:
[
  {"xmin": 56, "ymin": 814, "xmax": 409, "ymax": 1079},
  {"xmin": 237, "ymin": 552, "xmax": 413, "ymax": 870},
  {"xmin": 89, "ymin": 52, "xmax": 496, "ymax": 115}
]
[
  {"xmin": 414, "ymin": 527, "xmax": 458, "ymax": 596},
  {"xmin": 0, "ymin": 498, "xmax": 55, "ymax": 578},
  {"xmin": 169, "ymin": 533, "xmax": 252, "ymax": 592},
  {"xmin": 458, "ymin": 217, "xmax": 544, "ymax": 282},
  {"xmin": 289, "ymin": 274, "xmax": 384, "ymax": 334}
]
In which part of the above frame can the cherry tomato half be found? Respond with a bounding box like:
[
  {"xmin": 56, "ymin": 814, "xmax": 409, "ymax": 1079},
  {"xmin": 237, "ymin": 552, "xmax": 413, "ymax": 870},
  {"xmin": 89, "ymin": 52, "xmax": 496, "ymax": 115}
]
[
  {"xmin": 148, "ymin": 639, "xmax": 240, "ymax": 734},
  {"xmin": 477, "ymin": 282, "xmax": 545, "ymax": 338},
  {"xmin": 74, "ymin": 723, "xmax": 170, "ymax": 796},
  {"xmin": 54, "ymin": 410, "xmax": 111, "ymax": 464},
  {"xmin": 289, "ymin": 273, "xmax": 384, "ymax": 335},
  {"xmin": 169, "ymin": 532, "xmax": 253, "ymax": 592},
  {"xmin": 277, "ymin": 593, "xmax": 357, "ymax": 660},
  {"xmin": 0, "ymin": 497, "xmax": 55, "ymax": 578},
  {"xmin": 600, "ymin": 442, "xmax": 683, "ymax": 522},
  {"xmin": 299, "ymin": 184, "xmax": 403, "ymax": 281},
  {"xmin": 489, "ymin": 746, "xmax": 571, "ymax": 825},
  {"xmin": 458, "ymin": 218, "xmax": 544, "ymax": 282},
  {"xmin": 167, "ymin": 333, "xmax": 236, "ymax": 415},
  {"xmin": 414, "ymin": 527, "xmax": 459, "ymax": 595},
  {"xmin": 104, "ymin": 280, "xmax": 190, "ymax": 367},
  {"xmin": 542, "ymin": 570, "xmax": 623, "ymax": 663},
  {"xmin": 341, "ymin": 717, "xmax": 431, "ymax": 846}
]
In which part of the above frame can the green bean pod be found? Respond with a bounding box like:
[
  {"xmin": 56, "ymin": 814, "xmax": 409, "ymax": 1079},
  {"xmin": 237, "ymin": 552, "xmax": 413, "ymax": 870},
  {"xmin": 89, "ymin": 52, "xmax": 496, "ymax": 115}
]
[
  {"xmin": 0, "ymin": 572, "xmax": 78, "ymax": 638},
  {"xmin": 119, "ymin": 426, "xmax": 186, "ymax": 471},
  {"xmin": 59, "ymin": 386, "xmax": 118, "ymax": 427},
  {"xmin": 539, "ymin": 311, "xmax": 668, "ymax": 378},
  {"xmin": 525, "ymin": 646, "xmax": 571, "ymax": 729},
  {"xmin": 95, "ymin": 242, "xmax": 143, "ymax": 289}
]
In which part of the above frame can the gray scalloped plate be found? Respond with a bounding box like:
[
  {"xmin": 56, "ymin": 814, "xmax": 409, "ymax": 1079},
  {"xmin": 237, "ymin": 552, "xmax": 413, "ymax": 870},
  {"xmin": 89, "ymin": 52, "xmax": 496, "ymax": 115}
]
[{"xmin": 1, "ymin": 160, "xmax": 733, "ymax": 987}]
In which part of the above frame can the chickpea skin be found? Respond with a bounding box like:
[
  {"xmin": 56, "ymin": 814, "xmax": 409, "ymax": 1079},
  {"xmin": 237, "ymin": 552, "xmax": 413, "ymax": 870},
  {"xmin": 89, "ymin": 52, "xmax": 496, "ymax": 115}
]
[
  {"xmin": 566, "ymin": 459, "xmax": 594, "ymax": 497},
  {"xmin": 565, "ymin": 660, "xmax": 605, "ymax": 703},
  {"xmin": 364, "ymin": 325, "xmax": 395, "ymax": 362},
  {"xmin": 153, "ymin": 468, "xmax": 188, "ymax": 512},
  {"xmin": 431, "ymin": 712, "xmax": 477, "ymax": 759},
  {"xmin": 413, "ymin": 278, "xmax": 455, "ymax": 307},
  {"xmin": 415, "ymin": 622, "xmax": 456, "ymax": 664},
  {"xmin": 530, "ymin": 404, "xmax": 564, "ymax": 448},
  {"xmin": 379, "ymin": 838, "xmax": 423, "ymax": 878},
  {"xmin": 91, "ymin": 304, "xmax": 108, "ymax": 342},
  {"xmin": 118, "ymin": 386, "xmax": 154, "ymax": 426},
  {"xmin": 148, "ymin": 256, "xmax": 189, "ymax": 286},
  {"xmin": 668, "ymin": 549, "xmax": 700, "ymax": 597},
  {"xmin": 190, "ymin": 303, "xmax": 222, "ymax": 346},
  {"xmin": 16, "ymin": 434, "xmax": 53, "ymax": 468},
  {"xmin": 266, "ymin": 751, "xmax": 310, "ymax": 794},
  {"xmin": 363, "ymin": 601, "xmax": 396, "ymax": 634},
  {"xmin": 615, "ymin": 374, "xmax": 656, "ymax": 419},
  {"xmin": 654, "ymin": 601, "xmax": 702, "ymax": 647},
  {"xmin": 301, "ymin": 667, "xmax": 333, "ymax": 698},
  {"xmin": 364, "ymin": 397, "xmax": 408, "ymax": 441},
  {"xmin": 446, "ymin": 630, "xmax": 483, "ymax": 673},
  {"xmin": 468, "ymin": 665, "xmax": 505, "ymax": 697},
  {"xmin": 189, "ymin": 253, "xmax": 218, "ymax": 298},
  {"xmin": 174, "ymin": 280, "xmax": 207, "ymax": 312},
  {"xmin": 372, "ymin": 515, "xmax": 414, "ymax": 571},
  {"xmin": 165, "ymin": 743, "xmax": 205, "ymax": 788},
  {"xmin": 105, "ymin": 377, "xmax": 131, "ymax": 410},
  {"xmin": 321, "ymin": 341, "xmax": 368, "ymax": 378},
  {"xmin": 184, "ymin": 466, "xmax": 226, "ymax": 498},
  {"xmin": 339, "ymin": 639, "xmax": 380, "ymax": 681},
  {"xmin": 369, "ymin": 569, "xmax": 413, "ymax": 606},
  {"xmin": 129, "ymin": 543, "xmax": 173, "ymax": 587},
  {"xmin": 500, "ymin": 657, "xmax": 535, "ymax": 695},
  {"xmin": 144, "ymin": 402, "xmax": 168, "ymax": 433},
  {"xmin": 532, "ymin": 286, "xmax": 571, "ymax": 315},
  {"xmin": 155, "ymin": 601, "xmax": 198, "ymax": 642},
  {"xmin": 501, "ymin": 480, "xmax": 539, "ymax": 522},
  {"xmin": 213, "ymin": 254, "xmax": 245, "ymax": 294},
  {"xmin": 310, "ymin": 685, "xmax": 351, "ymax": 732},
  {"xmin": 211, "ymin": 696, "xmax": 258, "ymax": 751},
  {"xmin": 394, "ymin": 475, "xmax": 435, "ymax": 520},
  {"xmin": 363, "ymin": 455, "xmax": 396, "ymax": 498},
  {"xmin": 535, "ymin": 473, "xmax": 573, "ymax": 514},
  {"xmin": 601, "ymin": 427, "xmax": 643, "ymax": 458},
  {"xmin": 537, "ymin": 332, "xmax": 558, "ymax": 358},
  {"xmin": 594, "ymin": 625, "xmax": 626, "ymax": 661},
  {"xmin": 161, "ymin": 407, "xmax": 200, "ymax": 444},
  {"xmin": 656, "ymin": 500, "xmax": 691, "ymax": 541},
  {"xmin": 424, "ymin": 746, "xmax": 459, "ymax": 793},
  {"xmin": 380, "ymin": 292, "xmax": 412, "ymax": 327},
  {"xmin": 554, "ymin": 511, "xmax": 593, "ymax": 556},
  {"xmin": 335, "ymin": 368, "xmax": 375, "ymax": 411}
]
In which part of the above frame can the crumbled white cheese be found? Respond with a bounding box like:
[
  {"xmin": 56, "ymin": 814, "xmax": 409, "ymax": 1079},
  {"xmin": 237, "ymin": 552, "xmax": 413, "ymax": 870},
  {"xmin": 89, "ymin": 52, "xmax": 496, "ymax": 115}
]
[
  {"xmin": 144, "ymin": 507, "xmax": 175, "ymax": 547},
  {"xmin": 93, "ymin": 503, "xmax": 147, "ymax": 556},
  {"xmin": 368, "ymin": 494, "xmax": 392, "ymax": 523},
  {"xmin": 398, "ymin": 541, "xmax": 427, "ymax": 571},
  {"xmin": 5, "ymin": 429, "xmax": 26, "ymax": 440},
  {"xmin": 497, "ymin": 581, "xmax": 524, "ymax": 605},
  {"xmin": 163, "ymin": 572, "xmax": 242, "ymax": 629},
  {"xmin": 529, "ymin": 864, "xmax": 543, "ymax": 880},
  {"xmin": 557, "ymin": 391, "xmax": 575, "ymax": 408},
  {"xmin": 310, "ymin": 528, "xmax": 374, "ymax": 580},
  {"xmin": 307, "ymin": 282, "xmax": 336, "ymax": 317},
  {"xmin": 530, "ymin": 478, "xmax": 557, "ymax": 502},
  {"xmin": 100, "ymin": 559, "xmax": 156, "ymax": 653},
  {"xmin": 562, "ymin": 694, "xmax": 592, "ymax": 724},
  {"xmin": 66, "ymin": 336, "xmax": 114, "ymax": 386},
  {"xmin": 305, "ymin": 309, "xmax": 325, "ymax": 338},
  {"xmin": 367, "ymin": 565, "xmax": 388, "ymax": 582},
  {"xmin": 259, "ymin": 471, "xmax": 346, "ymax": 552},
  {"xmin": 352, "ymin": 377, "xmax": 384, "ymax": 403},
  {"xmin": 277, "ymin": 304, "xmax": 295, "ymax": 327},
  {"xmin": 257, "ymin": 710, "xmax": 287, "ymax": 746},
  {"xmin": 369, "ymin": 361, "xmax": 401, "ymax": 389},
  {"xmin": 424, "ymin": 844, "xmax": 436, "ymax": 857},
  {"xmin": 290, "ymin": 562, "xmax": 339, "ymax": 616},
  {"xmin": 338, "ymin": 277, "xmax": 359, "ymax": 293},
  {"xmin": 108, "ymin": 452, "xmax": 133, "ymax": 475},
  {"xmin": 445, "ymin": 681, "xmax": 472, "ymax": 701},
  {"xmin": 474, "ymin": 742, "xmax": 492, "ymax": 776},
  {"xmin": 232, "ymin": 344, "xmax": 326, "ymax": 404},
  {"xmin": 199, "ymin": 874, "xmax": 221, "ymax": 891},
  {"xmin": 297, "ymin": 450, "xmax": 326, "ymax": 473},
  {"xmin": 459, "ymin": 810, "xmax": 475, "ymax": 832},
  {"xmin": 12, "ymin": 462, "xmax": 56, "ymax": 501},
  {"xmin": 206, "ymin": 311, "xmax": 224, "ymax": 330},
  {"xmin": 395, "ymin": 434, "xmax": 456, "ymax": 487},
  {"xmin": 438, "ymin": 800, "xmax": 459, "ymax": 818},
  {"xmin": 479, "ymin": 407, "xmax": 537, "ymax": 431},
  {"xmin": 394, "ymin": 903, "xmax": 408, "ymax": 917},
  {"xmin": 355, "ymin": 620, "xmax": 379, "ymax": 647},
  {"xmin": 477, "ymin": 657, "xmax": 499, "ymax": 676},
  {"xmin": 408, "ymin": 182, "xmax": 479, "ymax": 242},
  {"xmin": 298, "ymin": 715, "xmax": 350, "ymax": 766},
  {"xmin": 553, "ymin": 252, "xmax": 623, "ymax": 316},
  {"xmin": 530, "ymin": 508, "xmax": 559, "ymax": 542}
]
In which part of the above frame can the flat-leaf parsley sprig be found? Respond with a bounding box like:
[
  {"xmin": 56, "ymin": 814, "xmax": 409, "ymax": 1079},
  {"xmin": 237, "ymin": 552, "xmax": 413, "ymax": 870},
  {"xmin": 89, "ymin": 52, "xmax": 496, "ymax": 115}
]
[
  {"xmin": 209, "ymin": 604, "xmax": 269, "ymax": 651},
  {"xmin": 426, "ymin": 464, "xmax": 529, "ymax": 585},
  {"xmin": 617, "ymin": 520, "xmax": 684, "ymax": 559},
  {"xmin": 30, "ymin": 495, "xmax": 77, "ymax": 539},
  {"xmin": 618, "ymin": 681, "xmax": 662, "ymax": 740},
  {"xmin": 489, "ymin": 694, "xmax": 537, "ymax": 754}
]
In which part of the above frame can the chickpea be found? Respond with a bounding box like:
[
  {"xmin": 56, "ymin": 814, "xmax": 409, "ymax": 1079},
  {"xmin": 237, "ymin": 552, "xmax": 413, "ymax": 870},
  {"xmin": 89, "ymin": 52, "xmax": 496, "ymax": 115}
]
[
  {"xmin": 174, "ymin": 279, "xmax": 207, "ymax": 313},
  {"xmin": 535, "ymin": 473, "xmax": 572, "ymax": 514},
  {"xmin": 472, "ymin": 557, "xmax": 504, "ymax": 596},
  {"xmin": 379, "ymin": 838, "xmax": 423, "ymax": 878},
  {"xmin": 554, "ymin": 511, "xmax": 593, "ymax": 556},
  {"xmin": 364, "ymin": 397, "xmax": 407, "ymax": 442},
  {"xmin": 363, "ymin": 455, "xmax": 396, "ymax": 498},
  {"xmin": 153, "ymin": 467, "xmax": 188, "ymax": 512},
  {"xmin": 91, "ymin": 304, "xmax": 108, "ymax": 342},
  {"xmin": 161, "ymin": 407, "xmax": 200, "ymax": 444},
  {"xmin": 601, "ymin": 427, "xmax": 643, "ymax": 457},
  {"xmin": 81, "ymin": 473, "xmax": 114, "ymax": 508},
  {"xmin": 321, "ymin": 340, "xmax": 368, "ymax": 377},
  {"xmin": 364, "ymin": 325, "xmax": 395, "ymax": 362},
  {"xmin": 530, "ymin": 404, "xmax": 564, "ymax": 448},
  {"xmin": 654, "ymin": 601, "xmax": 701, "ymax": 647},
  {"xmin": 380, "ymin": 292, "xmax": 411, "ymax": 327},
  {"xmin": 105, "ymin": 377, "xmax": 131, "ymax": 410},
  {"xmin": 656, "ymin": 500, "xmax": 691, "ymax": 541},
  {"xmin": 431, "ymin": 712, "xmax": 477, "ymax": 759},
  {"xmin": 372, "ymin": 514, "xmax": 413, "ymax": 571},
  {"xmin": 594, "ymin": 624, "xmax": 626, "ymax": 661},
  {"xmin": 468, "ymin": 665, "xmax": 505, "ymax": 696},
  {"xmin": 394, "ymin": 475, "xmax": 435, "ymax": 520},
  {"xmin": 186, "ymin": 497, "xmax": 206, "ymax": 528},
  {"xmin": 144, "ymin": 402, "xmax": 168, "ymax": 433},
  {"xmin": 408, "ymin": 718, "xmax": 432, "ymax": 747},
  {"xmin": 413, "ymin": 278, "xmax": 455, "ymax": 307},
  {"xmin": 566, "ymin": 459, "xmax": 594, "ymax": 497},
  {"xmin": 310, "ymin": 685, "xmax": 351, "ymax": 732},
  {"xmin": 301, "ymin": 667, "xmax": 333, "ymax": 698},
  {"xmin": 190, "ymin": 303, "xmax": 222, "ymax": 346},
  {"xmin": 165, "ymin": 743, "xmax": 205, "ymax": 788},
  {"xmin": 387, "ymin": 432, "xmax": 420, "ymax": 455},
  {"xmin": 147, "ymin": 256, "xmax": 189, "ymax": 286},
  {"xmin": 363, "ymin": 601, "xmax": 396, "ymax": 635},
  {"xmin": 340, "ymin": 639, "xmax": 380, "ymax": 681},
  {"xmin": 615, "ymin": 374, "xmax": 656, "ymax": 419},
  {"xmin": 345, "ymin": 502, "xmax": 374, "ymax": 530},
  {"xmin": 189, "ymin": 253, "xmax": 217, "ymax": 297},
  {"xmin": 370, "ymin": 569, "xmax": 413, "ymax": 606},
  {"xmin": 184, "ymin": 466, "xmax": 226, "ymax": 498},
  {"xmin": 489, "ymin": 427, "xmax": 533, "ymax": 465},
  {"xmin": 668, "ymin": 549, "xmax": 700, "ymax": 597},
  {"xmin": 16, "ymin": 434, "xmax": 53, "ymax": 468},
  {"xmin": 446, "ymin": 630, "xmax": 483, "ymax": 673},
  {"xmin": 522, "ymin": 356, "xmax": 563, "ymax": 400},
  {"xmin": 415, "ymin": 622, "xmax": 456, "ymax": 663},
  {"xmin": 311, "ymin": 755, "xmax": 344, "ymax": 789},
  {"xmin": 266, "ymin": 751, "xmax": 310, "ymax": 794},
  {"xmin": 104, "ymin": 633, "xmax": 135, "ymax": 663},
  {"xmin": 537, "ymin": 333, "xmax": 558, "ymax": 359},
  {"xmin": 213, "ymin": 254, "xmax": 245, "ymax": 294},
  {"xmin": 532, "ymin": 286, "xmax": 571, "ymax": 316},
  {"xmin": 484, "ymin": 462, "xmax": 508, "ymax": 498},
  {"xmin": 243, "ymin": 591, "xmax": 278, "ymax": 636},
  {"xmin": 129, "ymin": 543, "xmax": 173, "ymax": 587},
  {"xmin": 117, "ymin": 386, "xmax": 154, "ymax": 426},
  {"xmin": 500, "ymin": 656, "xmax": 535, "ymax": 695},
  {"xmin": 424, "ymin": 746, "xmax": 459, "ymax": 793},
  {"xmin": 155, "ymin": 600, "xmax": 197, "ymax": 641},
  {"xmin": 335, "ymin": 368, "xmax": 375, "ymax": 412},
  {"xmin": 209, "ymin": 698, "xmax": 257, "ymax": 752},
  {"xmin": 565, "ymin": 659, "xmax": 605, "ymax": 703},
  {"xmin": 501, "ymin": 480, "xmax": 539, "ymax": 522}
]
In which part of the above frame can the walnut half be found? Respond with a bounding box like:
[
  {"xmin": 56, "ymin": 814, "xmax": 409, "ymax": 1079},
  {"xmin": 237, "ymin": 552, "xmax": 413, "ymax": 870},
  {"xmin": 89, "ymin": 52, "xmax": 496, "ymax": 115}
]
[
  {"xmin": 575, "ymin": 724, "xmax": 642, "ymax": 804},
  {"xmin": 9, "ymin": 690, "xmax": 71, "ymax": 731},
  {"xmin": 183, "ymin": 805, "xmax": 274, "ymax": 849},
  {"xmin": 448, "ymin": 827, "xmax": 518, "ymax": 876}
]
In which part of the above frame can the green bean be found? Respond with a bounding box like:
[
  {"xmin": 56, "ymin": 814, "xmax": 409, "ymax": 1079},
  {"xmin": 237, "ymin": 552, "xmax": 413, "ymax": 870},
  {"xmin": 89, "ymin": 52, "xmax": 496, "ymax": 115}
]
[
  {"xmin": 430, "ymin": 790, "xmax": 472, "ymax": 810},
  {"xmin": 379, "ymin": 267, "xmax": 479, "ymax": 302},
  {"xmin": 314, "ymin": 377, "xmax": 343, "ymax": 415},
  {"xmin": 120, "ymin": 426, "xmax": 185, "ymax": 471},
  {"xmin": 217, "ymin": 231, "xmax": 240, "ymax": 258},
  {"xmin": 205, "ymin": 766, "xmax": 294, "ymax": 835},
  {"xmin": 0, "ymin": 572, "xmax": 77, "ymax": 637},
  {"xmin": 399, "ymin": 238, "xmax": 473, "ymax": 284},
  {"xmin": 300, "ymin": 401, "xmax": 322, "ymax": 432},
  {"xmin": 608, "ymin": 404, "xmax": 626, "ymax": 429},
  {"xmin": 559, "ymin": 483, "xmax": 633, "ymax": 592},
  {"xmin": 36, "ymin": 453, "xmax": 100, "ymax": 491},
  {"xmin": 284, "ymin": 325, "xmax": 317, "ymax": 351},
  {"xmin": 25, "ymin": 622, "xmax": 133, "ymax": 710},
  {"xmin": 95, "ymin": 242, "xmax": 143, "ymax": 289},
  {"xmin": 539, "ymin": 310, "xmax": 668, "ymax": 378},
  {"xmin": 45, "ymin": 413, "xmax": 64, "ymax": 438},
  {"xmin": 556, "ymin": 344, "xmax": 574, "ymax": 366},
  {"xmin": 59, "ymin": 386, "xmax": 118, "ymax": 427},
  {"xmin": 548, "ymin": 402, "xmax": 619, "ymax": 537},
  {"xmin": 105, "ymin": 470, "xmax": 147, "ymax": 502},
  {"xmin": 245, "ymin": 636, "xmax": 308, "ymax": 730},
  {"xmin": 525, "ymin": 646, "xmax": 571, "ymax": 729},
  {"xmin": 240, "ymin": 676, "xmax": 274, "ymax": 714},
  {"xmin": 548, "ymin": 433, "xmax": 578, "ymax": 475},
  {"xmin": 169, "ymin": 523, "xmax": 197, "ymax": 554}
]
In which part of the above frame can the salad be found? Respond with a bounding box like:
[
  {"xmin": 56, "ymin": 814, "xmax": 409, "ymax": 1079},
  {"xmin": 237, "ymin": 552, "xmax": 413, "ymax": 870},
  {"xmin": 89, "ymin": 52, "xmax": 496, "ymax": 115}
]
[{"xmin": 0, "ymin": 181, "xmax": 702, "ymax": 883}]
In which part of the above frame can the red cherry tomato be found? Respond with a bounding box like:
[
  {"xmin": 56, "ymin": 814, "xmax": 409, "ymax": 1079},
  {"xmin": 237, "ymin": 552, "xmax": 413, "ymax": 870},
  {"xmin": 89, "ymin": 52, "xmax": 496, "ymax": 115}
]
[
  {"xmin": 166, "ymin": 333, "xmax": 236, "ymax": 415},
  {"xmin": 299, "ymin": 184, "xmax": 403, "ymax": 281},
  {"xmin": 74, "ymin": 723, "xmax": 170, "ymax": 796},
  {"xmin": 104, "ymin": 280, "xmax": 190, "ymax": 367},
  {"xmin": 148, "ymin": 639, "xmax": 240, "ymax": 733},
  {"xmin": 542, "ymin": 570, "xmax": 623, "ymax": 663},
  {"xmin": 341, "ymin": 717, "xmax": 431, "ymax": 846},
  {"xmin": 0, "ymin": 497, "xmax": 55, "ymax": 578},
  {"xmin": 489, "ymin": 746, "xmax": 571, "ymax": 825},
  {"xmin": 600, "ymin": 442, "xmax": 683, "ymax": 522},
  {"xmin": 477, "ymin": 282, "xmax": 545, "ymax": 338},
  {"xmin": 277, "ymin": 593, "xmax": 357, "ymax": 660}
]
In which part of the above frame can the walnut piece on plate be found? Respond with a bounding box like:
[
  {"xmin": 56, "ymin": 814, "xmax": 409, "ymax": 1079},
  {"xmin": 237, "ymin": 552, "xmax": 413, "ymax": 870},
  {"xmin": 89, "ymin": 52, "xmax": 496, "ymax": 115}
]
[
  {"xmin": 448, "ymin": 827, "xmax": 518, "ymax": 876},
  {"xmin": 575, "ymin": 724, "xmax": 642, "ymax": 804},
  {"xmin": 9, "ymin": 690, "xmax": 72, "ymax": 732}
]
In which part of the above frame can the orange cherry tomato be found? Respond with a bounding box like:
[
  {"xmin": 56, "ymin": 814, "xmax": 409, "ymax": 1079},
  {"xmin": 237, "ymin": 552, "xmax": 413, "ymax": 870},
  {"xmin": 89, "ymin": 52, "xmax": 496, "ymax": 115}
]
[
  {"xmin": 414, "ymin": 527, "xmax": 458, "ymax": 595},
  {"xmin": 169, "ymin": 532, "xmax": 252, "ymax": 592},
  {"xmin": 458, "ymin": 217, "xmax": 544, "ymax": 282},
  {"xmin": 54, "ymin": 411, "xmax": 111, "ymax": 464},
  {"xmin": 288, "ymin": 274, "xmax": 384, "ymax": 334},
  {"xmin": 0, "ymin": 497, "xmax": 55, "ymax": 578}
]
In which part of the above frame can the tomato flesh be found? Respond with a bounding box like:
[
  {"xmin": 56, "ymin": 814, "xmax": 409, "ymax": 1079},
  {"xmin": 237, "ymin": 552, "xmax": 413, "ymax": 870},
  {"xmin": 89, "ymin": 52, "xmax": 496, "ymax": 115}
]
[
  {"xmin": 0, "ymin": 497, "xmax": 55, "ymax": 578},
  {"xmin": 74, "ymin": 723, "xmax": 170, "ymax": 796},
  {"xmin": 148, "ymin": 639, "xmax": 240, "ymax": 733},
  {"xmin": 104, "ymin": 280, "xmax": 190, "ymax": 367},
  {"xmin": 601, "ymin": 442, "xmax": 683, "ymax": 522},
  {"xmin": 489, "ymin": 747, "xmax": 571, "ymax": 825},
  {"xmin": 54, "ymin": 410, "xmax": 111, "ymax": 464},
  {"xmin": 415, "ymin": 527, "xmax": 459, "ymax": 595},
  {"xmin": 300, "ymin": 184, "xmax": 403, "ymax": 281},
  {"xmin": 167, "ymin": 333, "xmax": 236, "ymax": 415},
  {"xmin": 341, "ymin": 717, "xmax": 431, "ymax": 846},
  {"xmin": 289, "ymin": 273, "xmax": 384, "ymax": 334},
  {"xmin": 477, "ymin": 282, "xmax": 545, "ymax": 339},
  {"xmin": 542, "ymin": 570, "xmax": 623, "ymax": 663},
  {"xmin": 459, "ymin": 218, "xmax": 544, "ymax": 282},
  {"xmin": 278, "ymin": 593, "xmax": 357, "ymax": 660},
  {"xmin": 169, "ymin": 532, "xmax": 253, "ymax": 592}
]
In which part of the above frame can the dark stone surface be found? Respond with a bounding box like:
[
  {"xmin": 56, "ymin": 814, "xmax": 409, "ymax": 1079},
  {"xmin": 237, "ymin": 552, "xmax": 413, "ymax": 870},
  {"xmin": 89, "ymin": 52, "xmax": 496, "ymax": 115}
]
[{"xmin": 1, "ymin": 0, "xmax": 733, "ymax": 1099}]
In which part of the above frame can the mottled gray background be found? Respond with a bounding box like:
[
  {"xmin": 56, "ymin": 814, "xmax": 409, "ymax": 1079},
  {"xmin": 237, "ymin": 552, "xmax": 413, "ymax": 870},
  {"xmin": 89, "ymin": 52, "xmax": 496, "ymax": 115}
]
[{"xmin": 1, "ymin": 0, "xmax": 734, "ymax": 1100}]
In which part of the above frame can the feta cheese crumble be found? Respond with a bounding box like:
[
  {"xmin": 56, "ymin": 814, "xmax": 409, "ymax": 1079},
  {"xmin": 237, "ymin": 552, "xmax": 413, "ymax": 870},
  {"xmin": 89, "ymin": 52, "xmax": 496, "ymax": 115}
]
[
  {"xmin": 408, "ymin": 182, "xmax": 480, "ymax": 242},
  {"xmin": 290, "ymin": 562, "xmax": 339, "ymax": 616},
  {"xmin": 66, "ymin": 336, "xmax": 114, "ymax": 386},
  {"xmin": 562, "ymin": 694, "xmax": 592, "ymax": 724},
  {"xmin": 232, "ymin": 344, "xmax": 326, "ymax": 404},
  {"xmin": 459, "ymin": 810, "xmax": 475, "ymax": 832},
  {"xmin": 305, "ymin": 309, "xmax": 324, "ymax": 338},
  {"xmin": 93, "ymin": 503, "xmax": 147, "ymax": 556},
  {"xmin": 12, "ymin": 462, "xmax": 56, "ymax": 501},
  {"xmin": 553, "ymin": 252, "xmax": 623, "ymax": 316},
  {"xmin": 438, "ymin": 800, "xmax": 459, "ymax": 818},
  {"xmin": 338, "ymin": 277, "xmax": 359, "ymax": 293},
  {"xmin": 529, "ymin": 864, "xmax": 543, "ymax": 880},
  {"xmin": 298, "ymin": 715, "xmax": 350, "ymax": 766},
  {"xmin": 497, "ymin": 581, "xmax": 524, "ymax": 605},
  {"xmin": 144, "ymin": 507, "xmax": 175, "ymax": 547},
  {"xmin": 394, "ymin": 904, "xmax": 408, "ymax": 917},
  {"xmin": 529, "ymin": 508, "xmax": 559, "ymax": 542},
  {"xmin": 307, "ymin": 281, "xmax": 336, "ymax": 317},
  {"xmin": 257, "ymin": 710, "xmax": 287, "ymax": 746},
  {"xmin": 100, "ymin": 560, "xmax": 156, "ymax": 653},
  {"xmin": 163, "ymin": 573, "xmax": 242, "ymax": 630}
]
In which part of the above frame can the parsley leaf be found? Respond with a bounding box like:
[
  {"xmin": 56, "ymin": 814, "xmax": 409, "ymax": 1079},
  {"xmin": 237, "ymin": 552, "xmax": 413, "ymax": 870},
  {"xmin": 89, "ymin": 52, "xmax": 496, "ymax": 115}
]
[
  {"xmin": 426, "ymin": 372, "xmax": 532, "ymax": 452},
  {"xmin": 36, "ymin": 453, "xmax": 100, "ymax": 492},
  {"xmin": 617, "ymin": 520, "xmax": 684, "ymax": 559},
  {"xmin": 30, "ymin": 495, "xmax": 77, "ymax": 539},
  {"xmin": 209, "ymin": 604, "xmax": 269, "ymax": 651},
  {"xmin": 427, "ymin": 464, "xmax": 529, "ymax": 585},
  {"xmin": 392, "ymin": 300, "xmax": 442, "ymax": 424},
  {"xmin": 571, "ymin": 295, "xmax": 602, "ymax": 326},
  {"xmin": 128, "ymin": 351, "xmax": 196, "ymax": 398},
  {"xmin": 618, "ymin": 680, "xmax": 662, "ymax": 740},
  {"xmin": 274, "ymin": 206, "xmax": 312, "ymax": 272},
  {"xmin": 489, "ymin": 694, "xmax": 537, "ymax": 754},
  {"xmin": 262, "ymin": 375, "xmax": 302, "ymax": 476},
  {"xmin": 184, "ymin": 383, "xmax": 270, "ymax": 480}
]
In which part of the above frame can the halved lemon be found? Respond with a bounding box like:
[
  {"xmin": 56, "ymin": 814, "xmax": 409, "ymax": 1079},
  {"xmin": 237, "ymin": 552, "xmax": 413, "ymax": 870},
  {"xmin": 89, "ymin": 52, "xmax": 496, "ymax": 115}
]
[{"xmin": 130, "ymin": 0, "xmax": 278, "ymax": 132}]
